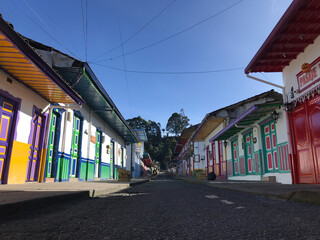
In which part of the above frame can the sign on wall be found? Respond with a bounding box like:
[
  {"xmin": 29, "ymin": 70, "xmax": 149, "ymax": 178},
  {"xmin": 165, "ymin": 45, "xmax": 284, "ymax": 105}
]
[{"xmin": 297, "ymin": 57, "xmax": 320, "ymax": 93}]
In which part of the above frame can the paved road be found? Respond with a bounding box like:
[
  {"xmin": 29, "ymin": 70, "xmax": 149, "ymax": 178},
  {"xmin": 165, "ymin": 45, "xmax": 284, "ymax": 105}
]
[{"xmin": 1, "ymin": 174, "xmax": 320, "ymax": 239}]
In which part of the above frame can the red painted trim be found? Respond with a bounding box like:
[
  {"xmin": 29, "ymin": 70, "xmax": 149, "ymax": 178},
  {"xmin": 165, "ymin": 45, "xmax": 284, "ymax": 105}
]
[{"xmin": 287, "ymin": 111, "xmax": 297, "ymax": 184}]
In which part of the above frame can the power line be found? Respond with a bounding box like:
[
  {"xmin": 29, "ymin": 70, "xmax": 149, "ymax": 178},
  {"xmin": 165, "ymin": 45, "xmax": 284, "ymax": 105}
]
[
  {"xmin": 90, "ymin": 0, "xmax": 177, "ymax": 62},
  {"xmin": 15, "ymin": 0, "xmax": 81, "ymax": 59},
  {"xmin": 95, "ymin": 0, "xmax": 243, "ymax": 63},
  {"xmin": 85, "ymin": 0, "xmax": 88, "ymax": 61},
  {"xmin": 118, "ymin": 18, "xmax": 132, "ymax": 118},
  {"xmin": 81, "ymin": 0, "xmax": 86, "ymax": 60},
  {"xmin": 90, "ymin": 62, "xmax": 244, "ymax": 75}
]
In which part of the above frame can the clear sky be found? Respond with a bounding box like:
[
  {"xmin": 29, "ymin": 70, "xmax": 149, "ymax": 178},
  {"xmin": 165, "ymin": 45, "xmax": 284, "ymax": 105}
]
[{"xmin": 0, "ymin": 0, "xmax": 292, "ymax": 130}]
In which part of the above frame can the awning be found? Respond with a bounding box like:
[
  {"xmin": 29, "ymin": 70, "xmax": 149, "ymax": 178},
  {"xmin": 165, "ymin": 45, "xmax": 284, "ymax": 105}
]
[
  {"xmin": 55, "ymin": 64, "xmax": 139, "ymax": 143},
  {"xmin": 210, "ymin": 103, "xmax": 282, "ymax": 142},
  {"xmin": 245, "ymin": 0, "xmax": 320, "ymax": 73},
  {"xmin": 192, "ymin": 116, "xmax": 225, "ymax": 142},
  {"xmin": 0, "ymin": 16, "xmax": 83, "ymax": 105}
]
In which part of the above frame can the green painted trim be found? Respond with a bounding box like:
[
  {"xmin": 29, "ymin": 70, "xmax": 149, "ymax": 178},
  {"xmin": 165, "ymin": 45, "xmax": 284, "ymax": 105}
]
[
  {"xmin": 277, "ymin": 141, "xmax": 291, "ymax": 173},
  {"xmin": 241, "ymin": 127, "xmax": 253, "ymax": 136}
]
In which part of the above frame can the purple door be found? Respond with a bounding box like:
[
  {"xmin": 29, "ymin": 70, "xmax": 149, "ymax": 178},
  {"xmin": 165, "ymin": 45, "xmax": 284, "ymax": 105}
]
[
  {"xmin": 26, "ymin": 112, "xmax": 44, "ymax": 181},
  {"xmin": 0, "ymin": 97, "xmax": 15, "ymax": 184}
]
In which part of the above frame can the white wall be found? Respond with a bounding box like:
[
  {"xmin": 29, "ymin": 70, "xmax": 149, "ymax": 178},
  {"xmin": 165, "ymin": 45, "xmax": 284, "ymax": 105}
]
[
  {"xmin": 283, "ymin": 35, "xmax": 320, "ymax": 103},
  {"xmin": 0, "ymin": 70, "xmax": 49, "ymax": 144}
]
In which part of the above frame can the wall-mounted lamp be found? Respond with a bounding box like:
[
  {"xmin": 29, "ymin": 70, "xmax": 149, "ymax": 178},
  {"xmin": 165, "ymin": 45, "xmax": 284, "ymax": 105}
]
[
  {"xmin": 271, "ymin": 110, "xmax": 280, "ymax": 123},
  {"xmin": 106, "ymin": 144, "xmax": 110, "ymax": 154},
  {"xmin": 223, "ymin": 141, "xmax": 228, "ymax": 148},
  {"xmin": 84, "ymin": 129, "xmax": 88, "ymax": 135}
]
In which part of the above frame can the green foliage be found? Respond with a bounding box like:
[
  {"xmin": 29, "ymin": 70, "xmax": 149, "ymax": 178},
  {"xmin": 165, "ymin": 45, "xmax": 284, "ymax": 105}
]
[
  {"xmin": 127, "ymin": 111, "xmax": 188, "ymax": 168},
  {"xmin": 166, "ymin": 109, "xmax": 190, "ymax": 136}
]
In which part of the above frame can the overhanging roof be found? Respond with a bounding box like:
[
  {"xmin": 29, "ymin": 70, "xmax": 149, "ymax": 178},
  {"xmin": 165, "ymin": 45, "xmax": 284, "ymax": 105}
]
[
  {"xmin": 210, "ymin": 103, "xmax": 282, "ymax": 142},
  {"xmin": 55, "ymin": 63, "xmax": 139, "ymax": 143},
  {"xmin": 0, "ymin": 15, "xmax": 83, "ymax": 105},
  {"xmin": 192, "ymin": 116, "xmax": 225, "ymax": 142},
  {"xmin": 245, "ymin": 0, "xmax": 320, "ymax": 73},
  {"xmin": 133, "ymin": 129, "xmax": 148, "ymax": 142}
]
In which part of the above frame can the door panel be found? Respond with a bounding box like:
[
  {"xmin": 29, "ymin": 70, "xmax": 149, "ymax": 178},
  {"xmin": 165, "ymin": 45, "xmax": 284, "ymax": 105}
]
[
  {"xmin": 70, "ymin": 115, "xmax": 81, "ymax": 178},
  {"xmin": 26, "ymin": 113, "xmax": 44, "ymax": 181},
  {"xmin": 95, "ymin": 131, "xmax": 101, "ymax": 178},
  {"xmin": 291, "ymin": 102, "xmax": 316, "ymax": 183},
  {"xmin": 110, "ymin": 141, "xmax": 114, "ymax": 178},
  {"xmin": 0, "ymin": 98, "xmax": 15, "ymax": 184}
]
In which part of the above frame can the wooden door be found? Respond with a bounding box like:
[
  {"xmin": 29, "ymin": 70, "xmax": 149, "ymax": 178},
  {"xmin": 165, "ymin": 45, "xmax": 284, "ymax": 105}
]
[
  {"xmin": 308, "ymin": 96, "xmax": 320, "ymax": 183},
  {"xmin": 95, "ymin": 131, "xmax": 101, "ymax": 178},
  {"xmin": 0, "ymin": 97, "xmax": 15, "ymax": 184},
  {"xmin": 244, "ymin": 132, "xmax": 255, "ymax": 174},
  {"xmin": 46, "ymin": 111, "xmax": 60, "ymax": 178},
  {"xmin": 231, "ymin": 139, "xmax": 239, "ymax": 175},
  {"xmin": 110, "ymin": 141, "xmax": 114, "ymax": 178},
  {"xmin": 70, "ymin": 115, "xmax": 81, "ymax": 178},
  {"xmin": 26, "ymin": 112, "xmax": 44, "ymax": 181},
  {"xmin": 291, "ymin": 102, "xmax": 315, "ymax": 183},
  {"xmin": 262, "ymin": 121, "xmax": 278, "ymax": 173}
]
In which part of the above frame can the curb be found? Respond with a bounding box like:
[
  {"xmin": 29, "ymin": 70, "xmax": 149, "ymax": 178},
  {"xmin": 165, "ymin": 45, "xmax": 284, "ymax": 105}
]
[
  {"xmin": 129, "ymin": 179, "xmax": 150, "ymax": 187},
  {"xmin": 179, "ymin": 177, "xmax": 320, "ymax": 206},
  {"xmin": 0, "ymin": 191, "xmax": 89, "ymax": 218}
]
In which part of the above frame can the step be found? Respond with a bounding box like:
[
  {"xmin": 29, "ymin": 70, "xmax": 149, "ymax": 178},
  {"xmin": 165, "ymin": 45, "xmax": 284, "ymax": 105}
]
[
  {"xmin": 262, "ymin": 176, "xmax": 276, "ymax": 182},
  {"xmin": 68, "ymin": 177, "xmax": 79, "ymax": 182}
]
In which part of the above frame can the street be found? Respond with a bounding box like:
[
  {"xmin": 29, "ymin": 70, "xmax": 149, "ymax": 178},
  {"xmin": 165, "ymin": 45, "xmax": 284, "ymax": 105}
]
[{"xmin": 1, "ymin": 174, "xmax": 320, "ymax": 239}]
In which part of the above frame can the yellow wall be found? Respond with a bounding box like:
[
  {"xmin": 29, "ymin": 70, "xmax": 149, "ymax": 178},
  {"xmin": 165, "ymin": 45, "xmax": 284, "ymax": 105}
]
[{"xmin": 7, "ymin": 140, "xmax": 30, "ymax": 184}]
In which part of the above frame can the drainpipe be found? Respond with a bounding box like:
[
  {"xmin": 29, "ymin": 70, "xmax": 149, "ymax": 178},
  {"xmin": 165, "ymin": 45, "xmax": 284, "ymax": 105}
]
[{"xmin": 40, "ymin": 104, "xmax": 82, "ymax": 183}]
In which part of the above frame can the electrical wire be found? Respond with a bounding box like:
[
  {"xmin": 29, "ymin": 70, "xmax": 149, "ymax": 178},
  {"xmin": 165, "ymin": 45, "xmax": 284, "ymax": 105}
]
[
  {"xmin": 118, "ymin": 18, "xmax": 132, "ymax": 118},
  {"xmin": 81, "ymin": 0, "xmax": 86, "ymax": 60},
  {"xmin": 90, "ymin": 0, "xmax": 177, "ymax": 62},
  {"xmin": 95, "ymin": 0, "xmax": 243, "ymax": 63},
  {"xmin": 90, "ymin": 62, "xmax": 244, "ymax": 75},
  {"xmin": 15, "ymin": 0, "xmax": 81, "ymax": 59},
  {"xmin": 85, "ymin": 0, "xmax": 88, "ymax": 62}
]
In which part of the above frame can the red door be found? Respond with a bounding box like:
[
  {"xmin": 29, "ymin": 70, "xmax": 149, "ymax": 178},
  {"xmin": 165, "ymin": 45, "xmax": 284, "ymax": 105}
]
[
  {"xmin": 26, "ymin": 112, "xmax": 45, "ymax": 182},
  {"xmin": 291, "ymin": 95, "xmax": 320, "ymax": 184},
  {"xmin": 0, "ymin": 98, "xmax": 15, "ymax": 184}
]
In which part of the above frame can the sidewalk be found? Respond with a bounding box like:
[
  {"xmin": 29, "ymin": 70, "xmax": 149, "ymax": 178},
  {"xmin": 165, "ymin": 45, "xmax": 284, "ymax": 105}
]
[
  {"xmin": 176, "ymin": 176, "xmax": 320, "ymax": 205},
  {"xmin": 0, "ymin": 177, "xmax": 151, "ymax": 217}
]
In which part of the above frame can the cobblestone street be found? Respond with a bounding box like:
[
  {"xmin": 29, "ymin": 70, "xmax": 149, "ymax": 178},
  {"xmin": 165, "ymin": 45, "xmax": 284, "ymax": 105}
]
[{"xmin": 1, "ymin": 174, "xmax": 320, "ymax": 239}]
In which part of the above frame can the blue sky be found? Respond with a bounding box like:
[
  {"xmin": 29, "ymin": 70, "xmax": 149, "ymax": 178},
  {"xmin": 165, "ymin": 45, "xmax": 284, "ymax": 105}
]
[{"xmin": 0, "ymin": 0, "xmax": 292, "ymax": 130}]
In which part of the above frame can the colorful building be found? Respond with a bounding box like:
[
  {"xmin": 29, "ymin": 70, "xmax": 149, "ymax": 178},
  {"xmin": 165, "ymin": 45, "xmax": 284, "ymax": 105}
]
[
  {"xmin": 210, "ymin": 91, "xmax": 291, "ymax": 184},
  {"xmin": 0, "ymin": 16, "xmax": 83, "ymax": 184},
  {"xmin": 245, "ymin": 0, "xmax": 320, "ymax": 184},
  {"xmin": 26, "ymin": 39, "xmax": 139, "ymax": 182},
  {"xmin": 126, "ymin": 129, "xmax": 148, "ymax": 178}
]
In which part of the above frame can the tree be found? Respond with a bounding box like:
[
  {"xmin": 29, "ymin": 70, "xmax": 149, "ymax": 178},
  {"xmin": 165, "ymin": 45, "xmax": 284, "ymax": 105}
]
[{"xmin": 166, "ymin": 110, "xmax": 190, "ymax": 136}]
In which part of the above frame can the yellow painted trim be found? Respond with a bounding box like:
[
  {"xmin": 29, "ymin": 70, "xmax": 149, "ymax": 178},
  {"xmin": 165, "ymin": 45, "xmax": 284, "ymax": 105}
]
[
  {"xmin": 39, "ymin": 148, "xmax": 47, "ymax": 183},
  {"xmin": 7, "ymin": 141, "xmax": 30, "ymax": 184}
]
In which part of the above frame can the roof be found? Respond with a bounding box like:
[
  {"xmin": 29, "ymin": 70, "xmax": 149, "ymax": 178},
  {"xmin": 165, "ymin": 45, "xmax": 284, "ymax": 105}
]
[
  {"xmin": 133, "ymin": 129, "xmax": 148, "ymax": 142},
  {"xmin": 172, "ymin": 124, "xmax": 199, "ymax": 156},
  {"xmin": 210, "ymin": 103, "xmax": 282, "ymax": 142},
  {"xmin": 190, "ymin": 90, "xmax": 282, "ymax": 142},
  {"xmin": 245, "ymin": 0, "xmax": 320, "ymax": 73},
  {"xmin": 55, "ymin": 63, "xmax": 139, "ymax": 143},
  {"xmin": 24, "ymin": 35, "xmax": 139, "ymax": 143},
  {"xmin": 0, "ymin": 14, "xmax": 83, "ymax": 105}
]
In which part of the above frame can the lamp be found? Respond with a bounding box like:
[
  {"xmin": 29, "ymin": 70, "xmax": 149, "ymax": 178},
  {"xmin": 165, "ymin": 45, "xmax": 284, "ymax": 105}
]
[
  {"xmin": 271, "ymin": 111, "xmax": 280, "ymax": 122},
  {"xmin": 224, "ymin": 141, "xmax": 228, "ymax": 148}
]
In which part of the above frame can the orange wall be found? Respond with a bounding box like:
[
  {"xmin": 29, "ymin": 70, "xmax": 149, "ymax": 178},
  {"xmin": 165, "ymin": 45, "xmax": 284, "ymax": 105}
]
[{"xmin": 7, "ymin": 140, "xmax": 30, "ymax": 184}]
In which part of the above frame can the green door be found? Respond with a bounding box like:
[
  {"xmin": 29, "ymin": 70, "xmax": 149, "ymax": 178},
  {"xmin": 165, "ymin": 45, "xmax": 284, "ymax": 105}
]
[
  {"xmin": 262, "ymin": 121, "xmax": 278, "ymax": 173},
  {"xmin": 120, "ymin": 147, "xmax": 124, "ymax": 168},
  {"xmin": 46, "ymin": 111, "xmax": 58, "ymax": 178},
  {"xmin": 95, "ymin": 131, "xmax": 101, "ymax": 178},
  {"xmin": 231, "ymin": 139, "xmax": 239, "ymax": 176},
  {"xmin": 110, "ymin": 141, "xmax": 114, "ymax": 178},
  {"xmin": 70, "ymin": 115, "xmax": 81, "ymax": 178},
  {"xmin": 244, "ymin": 132, "xmax": 255, "ymax": 174}
]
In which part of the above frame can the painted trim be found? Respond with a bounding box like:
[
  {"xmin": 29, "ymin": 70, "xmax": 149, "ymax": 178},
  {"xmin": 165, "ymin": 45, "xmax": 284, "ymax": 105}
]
[{"xmin": 241, "ymin": 128, "xmax": 253, "ymax": 136}]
